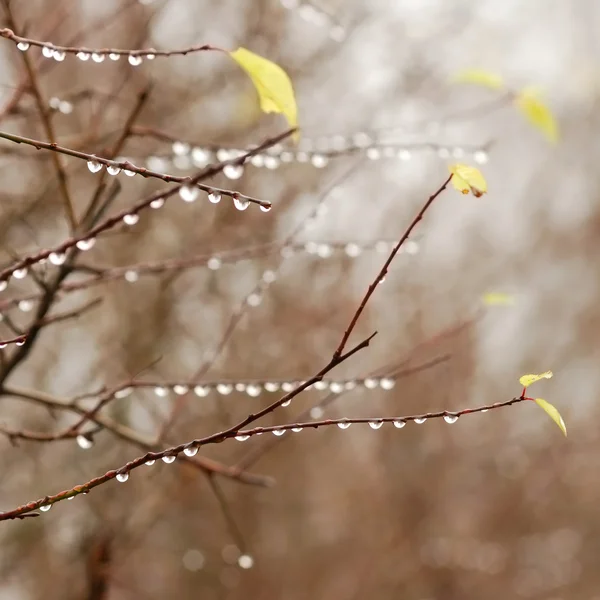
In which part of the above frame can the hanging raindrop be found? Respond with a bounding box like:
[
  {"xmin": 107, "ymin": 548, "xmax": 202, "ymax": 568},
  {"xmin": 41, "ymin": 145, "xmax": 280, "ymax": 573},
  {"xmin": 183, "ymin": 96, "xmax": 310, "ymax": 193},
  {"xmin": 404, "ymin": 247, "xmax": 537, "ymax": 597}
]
[
  {"xmin": 92, "ymin": 52, "xmax": 106, "ymax": 63},
  {"xmin": 76, "ymin": 51, "xmax": 90, "ymax": 61},
  {"xmin": 128, "ymin": 54, "xmax": 143, "ymax": 66},
  {"xmin": 235, "ymin": 435, "xmax": 250, "ymax": 442},
  {"xmin": 223, "ymin": 164, "xmax": 244, "ymax": 179},
  {"xmin": 116, "ymin": 472, "xmax": 129, "ymax": 483},
  {"xmin": 13, "ymin": 268, "xmax": 28, "ymax": 279},
  {"xmin": 76, "ymin": 434, "xmax": 93, "ymax": 449},
  {"xmin": 444, "ymin": 414, "xmax": 459, "ymax": 424},
  {"xmin": 123, "ymin": 214, "xmax": 139, "ymax": 226},
  {"xmin": 233, "ymin": 195, "xmax": 250, "ymax": 211},
  {"xmin": 272, "ymin": 429, "xmax": 286, "ymax": 436},
  {"xmin": 337, "ymin": 421, "xmax": 351, "ymax": 429},
  {"xmin": 87, "ymin": 159, "xmax": 103, "ymax": 173},
  {"xmin": 414, "ymin": 417, "xmax": 427, "ymax": 424},
  {"xmin": 259, "ymin": 204, "xmax": 272, "ymax": 213},
  {"xmin": 76, "ymin": 238, "xmax": 96, "ymax": 251},
  {"xmin": 207, "ymin": 191, "xmax": 221, "ymax": 204},
  {"xmin": 369, "ymin": 421, "xmax": 383, "ymax": 429},
  {"xmin": 107, "ymin": 165, "xmax": 121, "ymax": 175},
  {"xmin": 393, "ymin": 420, "xmax": 406, "ymax": 429},
  {"xmin": 150, "ymin": 197, "xmax": 165, "ymax": 209},
  {"xmin": 41, "ymin": 46, "xmax": 54, "ymax": 58},
  {"xmin": 183, "ymin": 446, "xmax": 199, "ymax": 457},
  {"xmin": 162, "ymin": 455, "xmax": 176, "ymax": 464},
  {"xmin": 17, "ymin": 41, "xmax": 30, "ymax": 51}
]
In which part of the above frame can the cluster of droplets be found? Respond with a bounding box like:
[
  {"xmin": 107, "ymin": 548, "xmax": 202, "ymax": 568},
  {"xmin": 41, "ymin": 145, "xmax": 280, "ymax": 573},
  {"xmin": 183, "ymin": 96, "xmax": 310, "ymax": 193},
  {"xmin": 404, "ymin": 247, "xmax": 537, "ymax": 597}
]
[
  {"xmin": 178, "ymin": 184, "xmax": 270, "ymax": 213},
  {"xmin": 48, "ymin": 96, "xmax": 73, "ymax": 114},
  {"xmin": 279, "ymin": 0, "xmax": 346, "ymax": 41},
  {"xmin": 0, "ymin": 337, "xmax": 25, "ymax": 349},
  {"xmin": 16, "ymin": 40, "xmax": 155, "ymax": 65},
  {"xmin": 86, "ymin": 156, "xmax": 137, "ymax": 177}
]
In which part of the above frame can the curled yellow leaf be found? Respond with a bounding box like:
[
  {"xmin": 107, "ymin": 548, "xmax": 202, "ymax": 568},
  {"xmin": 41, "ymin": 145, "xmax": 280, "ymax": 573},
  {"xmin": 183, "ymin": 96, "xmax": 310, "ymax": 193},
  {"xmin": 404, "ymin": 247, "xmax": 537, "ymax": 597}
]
[
  {"xmin": 514, "ymin": 87, "xmax": 559, "ymax": 144},
  {"xmin": 229, "ymin": 47, "xmax": 298, "ymax": 136},
  {"xmin": 449, "ymin": 164, "xmax": 487, "ymax": 197},
  {"xmin": 452, "ymin": 69, "xmax": 505, "ymax": 90},
  {"xmin": 519, "ymin": 371, "xmax": 553, "ymax": 388},
  {"xmin": 534, "ymin": 398, "xmax": 567, "ymax": 436},
  {"xmin": 482, "ymin": 292, "xmax": 515, "ymax": 306}
]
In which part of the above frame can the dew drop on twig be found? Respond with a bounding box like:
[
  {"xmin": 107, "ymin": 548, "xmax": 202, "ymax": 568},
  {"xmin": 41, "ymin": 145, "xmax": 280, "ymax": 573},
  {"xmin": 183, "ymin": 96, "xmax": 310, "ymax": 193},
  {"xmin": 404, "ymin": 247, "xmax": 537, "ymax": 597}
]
[
  {"xmin": 76, "ymin": 238, "xmax": 96, "ymax": 251},
  {"xmin": 207, "ymin": 191, "xmax": 221, "ymax": 204},
  {"xmin": 17, "ymin": 41, "xmax": 30, "ymax": 51},
  {"xmin": 92, "ymin": 52, "xmax": 105, "ymax": 63},
  {"xmin": 40, "ymin": 504, "xmax": 51, "ymax": 512},
  {"xmin": 369, "ymin": 421, "xmax": 383, "ymax": 430},
  {"xmin": 76, "ymin": 434, "xmax": 93, "ymax": 449},
  {"xmin": 162, "ymin": 455, "xmax": 176, "ymax": 464},
  {"xmin": 150, "ymin": 197, "xmax": 165, "ymax": 209},
  {"xmin": 444, "ymin": 414, "xmax": 459, "ymax": 424},
  {"xmin": 414, "ymin": 417, "xmax": 427, "ymax": 424},
  {"xmin": 233, "ymin": 195, "xmax": 250, "ymax": 211},
  {"xmin": 393, "ymin": 420, "xmax": 406, "ymax": 429},
  {"xmin": 128, "ymin": 54, "xmax": 143, "ymax": 66},
  {"xmin": 87, "ymin": 159, "xmax": 103, "ymax": 173},
  {"xmin": 76, "ymin": 51, "xmax": 90, "ymax": 61},
  {"xmin": 123, "ymin": 214, "xmax": 139, "ymax": 226},
  {"xmin": 235, "ymin": 435, "xmax": 249, "ymax": 442},
  {"xmin": 116, "ymin": 472, "xmax": 129, "ymax": 483},
  {"xmin": 337, "ymin": 421, "xmax": 351, "ymax": 429},
  {"xmin": 183, "ymin": 445, "xmax": 199, "ymax": 457}
]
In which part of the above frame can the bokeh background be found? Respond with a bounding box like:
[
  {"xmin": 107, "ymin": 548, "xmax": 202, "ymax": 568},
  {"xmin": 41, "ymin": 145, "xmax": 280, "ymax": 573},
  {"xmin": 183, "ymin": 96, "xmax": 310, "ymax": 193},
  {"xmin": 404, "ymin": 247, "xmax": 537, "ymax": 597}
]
[{"xmin": 0, "ymin": 0, "xmax": 599, "ymax": 598}]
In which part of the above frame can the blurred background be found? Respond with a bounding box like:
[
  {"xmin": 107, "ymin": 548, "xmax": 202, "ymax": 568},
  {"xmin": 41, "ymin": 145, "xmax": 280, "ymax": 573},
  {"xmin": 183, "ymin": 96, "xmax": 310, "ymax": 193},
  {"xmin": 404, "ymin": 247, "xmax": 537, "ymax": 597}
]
[{"xmin": 0, "ymin": 0, "xmax": 599, "ymax": 598}]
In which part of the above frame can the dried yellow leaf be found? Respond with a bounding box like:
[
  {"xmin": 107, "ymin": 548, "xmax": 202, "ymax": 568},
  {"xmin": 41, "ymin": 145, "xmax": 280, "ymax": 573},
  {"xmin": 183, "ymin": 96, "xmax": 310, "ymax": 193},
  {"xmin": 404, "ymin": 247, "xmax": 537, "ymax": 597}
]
[
  {"xmin": 449, "ymin": 164, "xmax": 487, "ymax": 197},
  {"xmin": 229, "ymin": 47, "xmax": 298, "ymax": 137},
  {"xmin": 519, "ymin": 371, "xmax": 553, "ymax": 388},
  {"xmin": 515, "ymin": 87, "xmax": 559, "ymax": 144},
  {"xmin": 452, "ymin": 69, "xmax": 505, "ymax": 90},
  {"xmin": 534, "ymin": 398, "xmax": 567, "ymax": 436}
]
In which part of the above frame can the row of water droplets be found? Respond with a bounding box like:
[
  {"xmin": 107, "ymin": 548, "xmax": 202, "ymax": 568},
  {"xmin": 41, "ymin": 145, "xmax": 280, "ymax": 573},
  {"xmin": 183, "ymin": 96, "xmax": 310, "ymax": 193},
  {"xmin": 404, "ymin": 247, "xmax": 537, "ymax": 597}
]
[
  {"xmin": 233, "ymin": 413, "xmax": 461, "ymax": 440},
  {"xmin": 16, "ymin": 40, "xmax": 154, "ymax": 66},
  {"xmin": 102, "ymin": 376, "xmax": 398, "ymax": 406},
  {"xmin": 143, "ymin": 137, "xmax": 488, "ymax": 175}
]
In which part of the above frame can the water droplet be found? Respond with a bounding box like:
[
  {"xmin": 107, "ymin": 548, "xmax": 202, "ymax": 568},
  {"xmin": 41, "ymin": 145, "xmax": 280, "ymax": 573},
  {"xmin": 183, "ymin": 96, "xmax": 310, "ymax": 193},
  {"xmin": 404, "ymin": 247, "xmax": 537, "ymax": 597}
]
[
  {"xmin": 444, "ymin": 414, "xmax": 459, "ymax": 424},
  {"xmin": 173, "ymin": 385, "xmax": 189, "ymax": 395},
  {"xmin": 76, "ymin": 434, "xmax": 93, "ymax": 449},
  {"xmin": 311, "ymin": 154, "xmax": 328, "ymax": 168},
  {"xmin": 481, "ymin": 409, "xmax": 488, "ymax": 413},
  {"xmin": 280, "ymin": 382, "xmax": 294, "ymax": 392},
  {"xmin": 264, "ymin": 382, "xmax": 280, "ymax": 392},
  {"xmin": 122, "ymin": 168, "xmax": 135, "ymax": 177},
  {"xmin": 398, "ymin": 149, "xmax": 412, "ymax": 161},
  {"xmin": 313, "ymin": 381, "xmax": 328, "ymax": 391},
  {"xmin": 393, "ymin": 420, "xmax": 406, "ymax": 429},
  {"xmin": 123, "ymin": 214, "xmax": 139, "ymax": 226},
  {"xmin": 194, "ymin": 385, "xmax": 210, "ymax": 397},
  {"xmin": 150, "ymin": 197, "xmax": 165, "ymax": 209},
  {"xmin": 128, "ymin": 54, "xmax": 143, "ymax": 66},
  {"xmin": 369, "ymin": 421, "xmax": 383, "ymax": 429},
  {"xmin": 272, "ymin": 429, "xmax": 286, "ymax": 436},
  {"xmin": 246, "ymin": 384, "xmax": 261, "ymax": 397},
  {"xmin": 13, "ymin": 268, "xmax": 28, "ymax": 279},
  {"xmin": 260, "ymin": 204, "xmax": 272, "ymax": 213},
  {"xmin": 363, "ymin": 378, "xmax": 379, "ymax": 389},
  {"xmin": 145, "ymin": 459, "xmax": 155, "ymax": 466},
  {"xmin": 281, "ymin": 399, "xmax": 291, "ymax": 407},
  {"xmin": 76, "ymin": 238, "xmax": 96, "ymax": 251},
  {"xmin": 317, "ymin": 244, "xmax": 333, "ymax": 258},
  {"xmin": 379, "ymin": 276, "xmax": 386, "ymax": 284},
  {"xmin": 162, "ymin": 455, "xmax": 176, "ymax": 464},
  {"xmin": 262, "ymin": 270, "xmax": 277, "ymax": 284},
  {"xmin": 366, "ymin": 147, "xmax": 381, "ymax": 160},
  {"xmin": 17, "ymin": 41, "xmax": 30, "ymax": 51},
  {"xmin": 329, "ymin": 382, "xmax": 344, "ymax": 393},
  {"xmin": 380, "ymin": 378, "xmax": 395, "ymax": 390},
  {"xmin": 39, "ymin": 504, "xmax": 51, "ymax": 512},
  {"xmin": 18, "ymin": 299, "xmax": 33, "ymax": 312},
  {"xmin": 114, "ymin": 386, "xmax": 132, "ymax": 399},
  {"xmin": 414, "ymin": 417, "xmax": 427, "ymax": 424},
  {"xmin": 207, "ymin": 257, "xmax": 221, "ymax": 270},
  {"xmin": 247, "ymin": 293, "xmax": 262, "ymax": 307},
  {"xmin": 183, "ymin": 445, "xmax": 199, "ymax": 457},
  {"xmin": 107, "ymin": 165, "xmax": 121, "ymax": 175},
  {"xmin": 216, "ymin": 383, "xmax": 233, "ymax": 395},
  {"xmin": 238, "ymin": 554, "xmax": 254, "ymax": 569},
  {"xmin": 223, "ymin": 164, "xmax": 244, "ymax": 179},
  {"xmin": 191, "ymin": 147, "xmax": 210, "ymax": 167},
  {"xmin": 264, "ymin": 156, "xmax": 280, "ymax": 169},
  {"xmin": 205, "ymin": 191, "xmax": 220, "ymax": 205},
  {"xmin": 116, "ymin": 472, "xmax": 129, "ymax": 483},
  {"xmin": 41, "ymin": 46, "xmax": 54, "ymax": 58},
  {"xmin": 87, "ymin": 159, "xmax": 103, "ymax": 173},
  {"xmin": 291, "ymin": 427, "xmax": 302, "ymax": 433},
  {"xmin": 172, "ymin": 141, "xmax": 189, "ymax": 156},
  {"xmin": 344, "ymin": 243, "xmax": 361, "ymax": 257},
  {"xmin": 92, "ymin": 52, "xmax": 106, "ymax": 63},
  {"xmin": 233, "ymin": 195, "xmax": 250, "ymax": 211},
  {"xmin": 76, "ymin": 51, "xmax": 90, "ymax": 61},
  {"xmin": 108, "ymin": 52, "xmax": 120, "ymax": 61},
  {"xmin": 235, "ymin": 435, "xmax": 250, "ymax": 442},
  {"xmin": 473, "ymin": 150, "xmax": 489, "ymax": 165},
  {"xmin": 154, "ymin": 386, "xmax": 168, "ymax": 397},
  {"xmin": 124, "ymin": 270, "xmax": 139, "ymax": 283},
  {"xmin": 146, "ymin": 51, "xmax": 156, "ymax": 60},
  {"xmin": 337, "ymin": 421, "xmax": 351, "ymax": 429},
  {"xmin": 0, "ymin": 280, "xmax": 7, "ymax": 292},
  {"xmin": 310, "ymin": 406, "xmax": 324, "ymax": 419}
]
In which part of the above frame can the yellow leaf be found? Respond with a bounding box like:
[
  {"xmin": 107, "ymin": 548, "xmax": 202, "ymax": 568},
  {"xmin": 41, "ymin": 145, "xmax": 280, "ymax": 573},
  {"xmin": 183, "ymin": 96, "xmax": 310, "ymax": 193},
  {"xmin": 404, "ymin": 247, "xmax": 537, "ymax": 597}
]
[
  {"xmin": 534, "ymin": 398, "xmax": 567, "ymax": 436},
  {"xmin": 519, "ymin": 371, "xmax": 553, "ymax": 388},
  {"xmin": 514, "ymin": 87, "xmax": 559, "ymax": 144},
  {"xmin": 449, "ymin": 164, "xmax": 487, "ymax": 197},
  {"xmin": 229, "ymin": 47, "xmax": 298, "ymax": 137},
  {"xmin": 482, "ymin": 292, "xmax": 515, "ymax": 306},
  {"xmin": 452, "ymin": 69, "xmax": 505, "ymax": 90}
]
